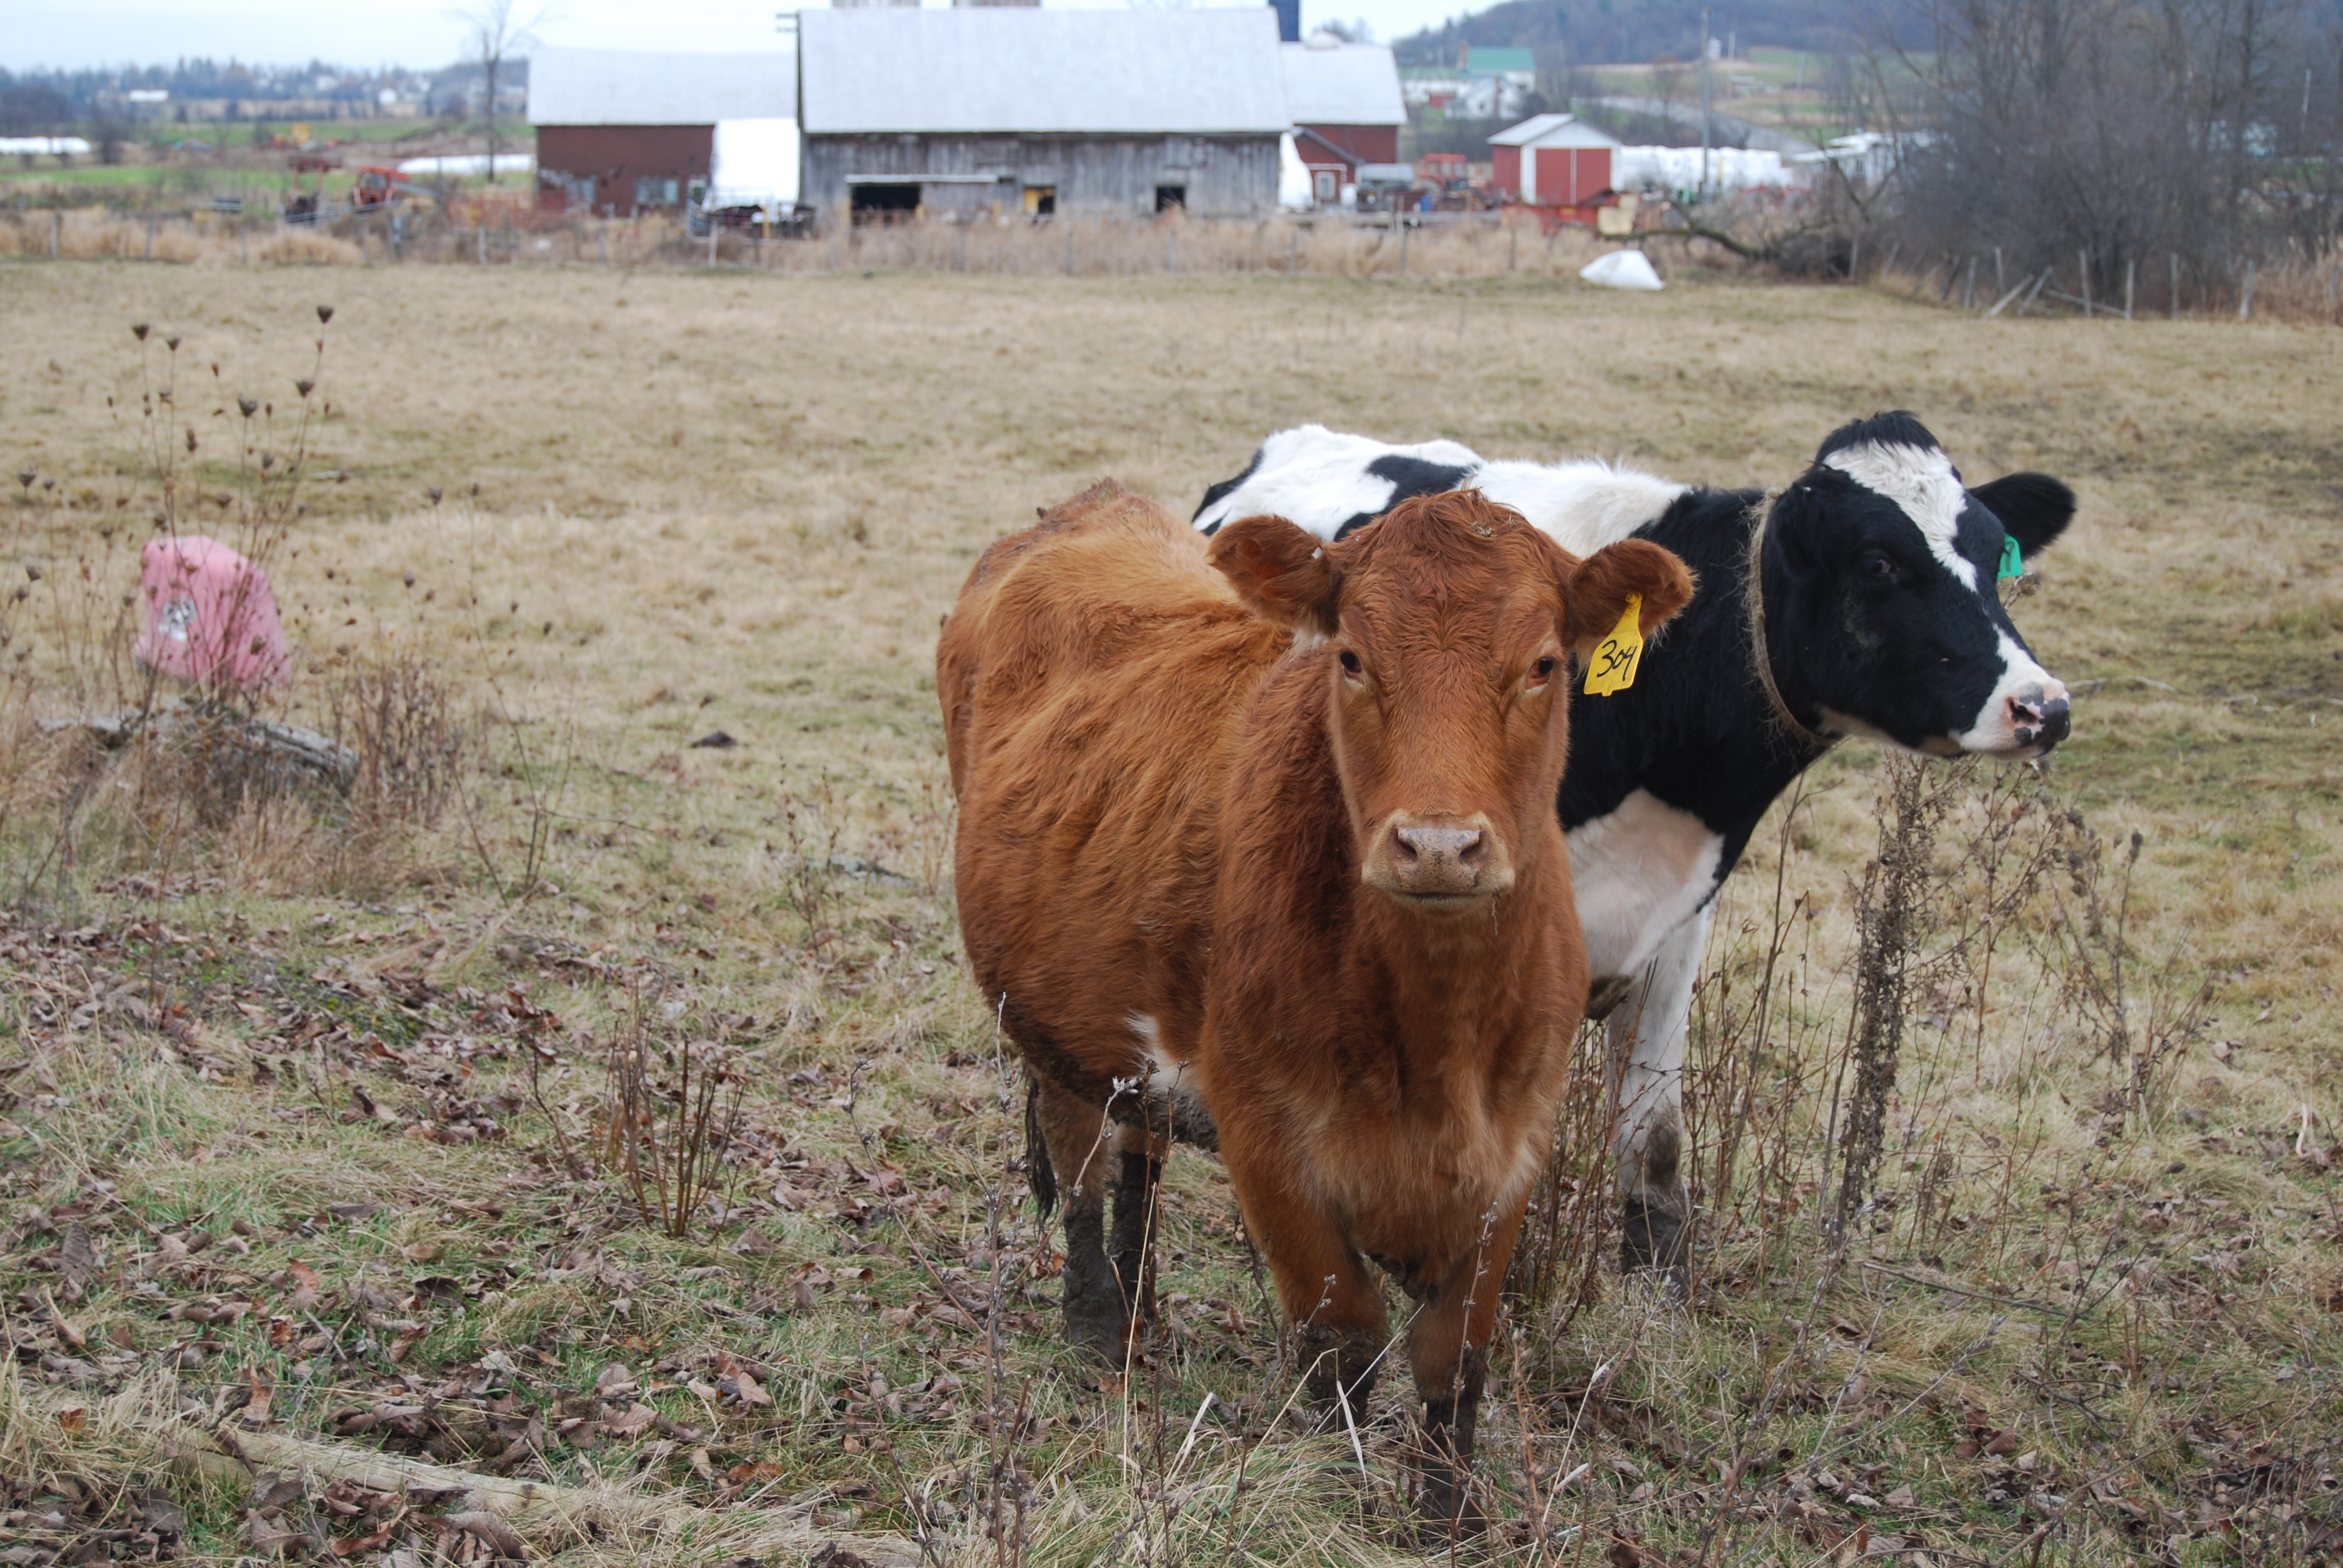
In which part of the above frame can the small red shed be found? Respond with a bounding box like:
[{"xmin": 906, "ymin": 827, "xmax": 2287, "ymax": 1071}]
[{"xmin": 1489, "ymin": 113, "xmax": 1624, "ymax": 206}]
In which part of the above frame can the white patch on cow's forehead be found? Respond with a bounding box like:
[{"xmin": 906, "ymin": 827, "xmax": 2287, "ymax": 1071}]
[{"xmin": 1823, "ymin": 441, "xmax": 1978, "ymax": 591}]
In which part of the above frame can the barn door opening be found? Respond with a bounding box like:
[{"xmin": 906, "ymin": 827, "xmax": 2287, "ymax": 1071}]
[
  {"xmin": 850, "ymin": 183, "xmax": 919, "ymax": 224},
  {"xmin": 1154, "ymin": 184, "xmax": 1186, "ymax": 213}
]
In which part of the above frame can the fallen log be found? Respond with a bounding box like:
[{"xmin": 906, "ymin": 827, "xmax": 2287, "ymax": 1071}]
[{"xmin": 27, "ymin": 1387, "xmax": 924, "ymax": 1566}]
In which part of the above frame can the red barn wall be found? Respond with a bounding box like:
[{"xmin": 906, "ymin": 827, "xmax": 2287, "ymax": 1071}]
[
  {"xmin": 536, "ymin": 125, "xmax": 715, "ymax": 215},
  {"xmin": 1493, "ymin": 144, "xmax": 1521, "ymax": 194},
  {"xmin": 1532, "ymin": 146, "xmax": 1613, "ymax": 204},
  {"xmin": 1296, "ymin": 123, "xmax": 1397, "ymax": 166}
]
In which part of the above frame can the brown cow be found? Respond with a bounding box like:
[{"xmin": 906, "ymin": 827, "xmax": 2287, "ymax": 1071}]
[{"xmin": 940, "ymin": 480, "xmax": 1691, "ymax": 1526}]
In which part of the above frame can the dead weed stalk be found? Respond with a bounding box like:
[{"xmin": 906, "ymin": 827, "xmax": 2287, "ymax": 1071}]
[
  {"xmin": 595, "ymin": 984, "xmax": 746, "ymax": 1241},
  {"xmin": 1829, "ymin": 756, "xmax": 1959, "ymax": 1248}
]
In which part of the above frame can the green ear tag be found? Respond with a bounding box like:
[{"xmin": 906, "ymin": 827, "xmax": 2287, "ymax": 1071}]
[{"xmin": 1997, "ymin": 537, "xmax": 2024, "ymax": 580}]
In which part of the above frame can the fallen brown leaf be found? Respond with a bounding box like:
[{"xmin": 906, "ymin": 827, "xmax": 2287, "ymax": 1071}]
[
  {"xmin": 60, "ymin": 1222, "xmax": 96, "ymax": 1292},
  {"xmin": 444, "ymin": 1509, "xmax": 525, "ymax": 1560}
]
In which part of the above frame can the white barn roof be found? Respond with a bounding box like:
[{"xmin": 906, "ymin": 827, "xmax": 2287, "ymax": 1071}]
[
  {"xmin": 799, "ymin": 8, "xmax": 1288, "ymax": 136},
  {"xmin": 1489, "ymin": 113, "xmax": 1623, "ymax": 149},
  {"xmin": 1280, "ymin": 39, "xmax": 1403, "ymax": 128},
  {"xmin": 528, "ymin": 47, "xmax": 795, "ymax": 126}
]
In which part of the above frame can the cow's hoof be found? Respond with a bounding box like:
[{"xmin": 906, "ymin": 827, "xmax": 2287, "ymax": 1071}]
[
  {"xmin": 1414, "ymin": 1465, "xmax": 1486, "ymax": 1541},
  {"xmin": 1062, "ymin": 1296, "xmax": 1134, "ymax": 1364},
  {"xmin": 1296, "ymin": 1323, "xmax": 1381, "ymax": 1414},
  {"xmin": 1619, "ymin": 1193, "xmax": 1689, "ymax": 1293}
]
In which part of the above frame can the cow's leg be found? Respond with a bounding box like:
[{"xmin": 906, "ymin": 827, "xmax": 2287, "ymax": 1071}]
[
  {"xmin": 1609, "ymin": 907, "xmax": 1709, "ymax": 1284},
  {"xmin": 1106, "ymin": 1122, "xmax": 1164, "ymax": 1340},
  {"xmin": 1230, "ymin": 1186, "xmax": 1384, "ymax": 1414},
  {"xmin": 1403, "ymin": 1192, "xmax": 1530, "ymax": 1538},
  {"xmin": 1028, "ymin": 1074, "xmax": 1127, "ymax": 1361}
]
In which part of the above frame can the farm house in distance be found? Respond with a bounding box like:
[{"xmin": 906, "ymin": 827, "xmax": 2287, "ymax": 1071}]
[
  {"xmin": 1281, "ymin": 33, "xmax": 1405, "ymax": 206},
  {"xmin": 796, "ymin": 8, "xmax": 1291, "ymax": 220},
  {"xmin": 529, "ymin": 48, "xmax": 795, "ymax": 217}
]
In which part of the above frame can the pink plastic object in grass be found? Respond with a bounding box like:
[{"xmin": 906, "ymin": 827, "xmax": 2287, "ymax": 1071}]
[{"xmin": 132, "ymin": 535, "xmax": 291, "ymax": 693}]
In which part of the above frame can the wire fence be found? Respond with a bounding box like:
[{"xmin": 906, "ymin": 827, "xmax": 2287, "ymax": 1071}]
[{"xmin": 4, "ymin": 201, "xmax": 2339, "ymax": 320}]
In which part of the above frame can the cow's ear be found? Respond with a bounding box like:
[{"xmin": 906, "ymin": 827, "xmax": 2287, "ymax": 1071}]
[
  {"xmin": 1565, "ymin": 538, "xmax": 1696, "ymax": 659},
  {"xmin": 1208, "ymin": 514, "xmax": 1340, "ymax": 636},
  {"xmin": 1971, "ymin": 472, "xmax": 2074, "ymax": 554},
  {"xmin": 1766, "ymin": 480, "xmax": 1832, "ymax": 576}
]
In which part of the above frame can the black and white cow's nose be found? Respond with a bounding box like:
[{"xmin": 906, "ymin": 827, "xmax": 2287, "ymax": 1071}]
[{"xmin": 2009, "ymin": 687, "xmax": 2071, "ymax": 750}]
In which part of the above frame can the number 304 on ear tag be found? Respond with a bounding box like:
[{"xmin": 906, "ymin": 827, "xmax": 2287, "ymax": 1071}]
[{"xmin": 1584, "ymin": 593, "xmax": 1644, "ymax": 696}]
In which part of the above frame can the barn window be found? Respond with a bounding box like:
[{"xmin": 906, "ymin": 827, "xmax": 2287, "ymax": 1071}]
[
  {"xmin": 1023, "ymin": 185, "xmax": 1056, "ymax": 217},
  {"xmin": 1154, "ymin": 184, "xmax": 1185, "ymax": 212},
  {"xmin": 634, "ymin": 175, "xmax": 679, "ymax": 209},
  {"xmin": 1312, "ymin": 169, "xmax": 1338, "ymax": 203}
]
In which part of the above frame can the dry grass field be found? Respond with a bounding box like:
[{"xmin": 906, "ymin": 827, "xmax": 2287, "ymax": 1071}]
[{"xmin": 0, "ymin": 257, "xmax": 2339, "ymax": 1567}]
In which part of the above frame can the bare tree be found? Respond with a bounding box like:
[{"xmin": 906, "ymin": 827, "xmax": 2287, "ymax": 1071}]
[
  {"xmin": 1876, "ymin": 0, "xmax": 2336, "ymax": 304},
  {"xmin": 1652, "ymin": 53, "xmax": 1688, "ymax": 125},
  {"xmin": 452, "ymin": 0, "xmax": 546, "ymax": 185}
]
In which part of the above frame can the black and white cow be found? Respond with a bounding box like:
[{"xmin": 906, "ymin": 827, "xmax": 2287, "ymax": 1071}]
[{"xmin": 1191, "ymin": 413, "xmax": 2076, "ymax": 1279}]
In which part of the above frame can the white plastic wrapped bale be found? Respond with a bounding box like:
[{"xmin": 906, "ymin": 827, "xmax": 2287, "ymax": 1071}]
[
  {"xmin": 1579, "ymin": 249, "xmax": 1665, "ymax": 290},
  {"xmin": 1278, "ymin": 132, "xmax": 1314, "ymax": 211},
  {"xmin": 1614, "ymin": 145, "xmax": 1795, "ymax": 194},
  {"xmin": 709, "ymin": 119, "xmax": 801, "ymax": 216},
  {"xmin": 397, "ymin": 154, "xmax": 536, "ymax": 179}
]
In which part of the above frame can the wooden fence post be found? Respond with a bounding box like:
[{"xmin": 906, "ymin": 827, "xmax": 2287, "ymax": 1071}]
[
  {"xmin": 1168, "ymin": 226, "xmax": 1177, "ymax": 273},
  {"xmin": 2079, "ymin": 250, "xmax": 2091, "ymax": 316},
  {"xmin": 2169, "ymin": 252, "xmax": 2179, "ymax": 319},
  {"xmin": 1399, "ymin": 220, "xmax": 1407, "ymax": 276},
  {"xmin": 1291, "ymin": 226, "xmax": 1299, "ymax": 275},
  {"xmin": 2124, "ymin": 258, "xmax": 2135, "ymax": 321},
  {"xmin": 2238, "ymin": 260, "xmax": 2255, "ymax": 320},
  {"xmin": 1962, "ymin": 255, "xmax": 1977, "ymax": 309},
  {"xmin": 50, "ymin": 209, "xmax": 60, "ymax": 258}
]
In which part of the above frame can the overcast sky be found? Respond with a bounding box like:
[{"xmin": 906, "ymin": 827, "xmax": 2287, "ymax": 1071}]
[{"xmin": 5, "ymin": 0, "xmax": 1464, "ymax": 73}]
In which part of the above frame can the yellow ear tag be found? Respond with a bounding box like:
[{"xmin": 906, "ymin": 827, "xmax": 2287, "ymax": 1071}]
[{"xmin": 1583, "ymin": 593, "xmax": 1645, "ymax": 696}]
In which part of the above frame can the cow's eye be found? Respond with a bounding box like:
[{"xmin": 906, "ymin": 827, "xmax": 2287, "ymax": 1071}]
[
  {"xmin": 1338, "ymin": 649, "xmax": 1362, "ymax": 676},
  {"xmin": 1861, "ymin": 551, "xmax": 1901, "ymax": 585},
  {"xmin": 1531, "ymin": 656, "xmax": 1558, "ymax": 681}
]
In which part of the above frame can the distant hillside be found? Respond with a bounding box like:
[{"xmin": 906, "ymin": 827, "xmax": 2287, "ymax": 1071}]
[{"xmin": 1392, "ymin": 0, "xmax": 1860, "ymax": 68}]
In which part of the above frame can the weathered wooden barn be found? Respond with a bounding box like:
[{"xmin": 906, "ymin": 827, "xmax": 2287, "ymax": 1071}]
[
  {"xmin": 797, "ymin": 8, "xmax": 1289, "ymax": 222},
  {"xmin": 529, "ymin": 48, "xmax": 795, "ymax": 217}
]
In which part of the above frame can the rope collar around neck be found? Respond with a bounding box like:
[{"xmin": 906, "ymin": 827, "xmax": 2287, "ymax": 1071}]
[{"xmin": 1744, "ymin": 497, "xmax": 1837, "ymax": 756}]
